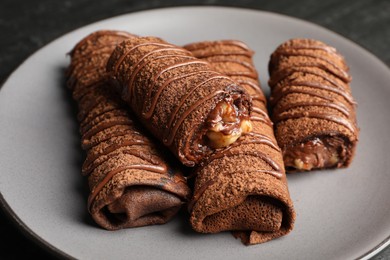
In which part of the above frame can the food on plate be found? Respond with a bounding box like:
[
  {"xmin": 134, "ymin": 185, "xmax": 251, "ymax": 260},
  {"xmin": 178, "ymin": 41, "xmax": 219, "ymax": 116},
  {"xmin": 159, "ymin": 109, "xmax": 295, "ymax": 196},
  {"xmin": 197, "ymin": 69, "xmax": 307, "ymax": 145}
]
[
  {"xmin": 106, "ymin": 36, "xmax": 253, "ymax": 167},
  {"xmin": 268, "ymin": 38, "xmax": 359, "ymax": 172},
  {"xmin": 67, "ymin": 30, "xmax": 190, "ymax": 230},
  {"xmin": 184, "ymin": 40, "xmax": 295, "ymax": 245}
]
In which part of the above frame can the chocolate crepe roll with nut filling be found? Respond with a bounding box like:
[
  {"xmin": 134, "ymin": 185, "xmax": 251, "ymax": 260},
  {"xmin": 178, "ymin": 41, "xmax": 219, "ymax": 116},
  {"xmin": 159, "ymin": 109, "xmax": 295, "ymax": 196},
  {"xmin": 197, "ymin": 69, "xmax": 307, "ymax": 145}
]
[
  {"xmin": 268, "ymin": 38, "xmax": 359, "ymax": 172},
  {"xmin": 184, "ymin": 40, "xmax": 295, "ymax": 245},
  {"xmin": 67, "ymin": 30, "xmax": 190, "ymax": 230},
  {"xmin": 106, "ymin": 37, "xmax": 252, "ymax": 167}
]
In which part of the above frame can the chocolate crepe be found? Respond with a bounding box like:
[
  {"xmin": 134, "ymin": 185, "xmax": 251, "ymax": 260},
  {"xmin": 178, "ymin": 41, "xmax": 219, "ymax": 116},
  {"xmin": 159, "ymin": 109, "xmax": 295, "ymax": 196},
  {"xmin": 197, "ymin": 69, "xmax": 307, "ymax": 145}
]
[
  {"xmin": 67, "ymin": 30, "xmax": 190, "ymax": 230},
  {"xmin": 106, "ymin": 37, "xmax": 252, "ymax": 167},
  {"xmin": 268, "ymin": 39, "xmax": 359, "ymax": 172},
  {"xmin": 184, "ymin": 40, "xmax": 295, "ymax": 245}
]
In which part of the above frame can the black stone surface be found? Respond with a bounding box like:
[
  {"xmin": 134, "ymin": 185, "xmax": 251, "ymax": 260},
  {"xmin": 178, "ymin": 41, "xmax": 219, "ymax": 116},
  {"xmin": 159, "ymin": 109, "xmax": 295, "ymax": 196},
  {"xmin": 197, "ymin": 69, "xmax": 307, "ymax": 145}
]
[{"xmin": 0, "ymin": 0, "xmax": 389, "ymax": 259}]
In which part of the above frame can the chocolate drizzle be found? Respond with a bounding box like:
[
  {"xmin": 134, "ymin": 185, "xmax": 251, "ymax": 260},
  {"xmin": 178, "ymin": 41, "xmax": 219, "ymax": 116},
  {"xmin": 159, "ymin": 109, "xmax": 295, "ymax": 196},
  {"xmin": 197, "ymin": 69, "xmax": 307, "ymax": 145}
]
[
  {"xmin": 269, "ymin": 38, "xmax": 358, "ymax": 136},
  {"xmin": 270, "ymin": 80, "xmax": 356, "ymax": 106},
  {"xmin": 184, "ymin": 39, "xmax": 286, "ymax": 211},
  {"xmin": 267, "ymin": 38, "xmax": 359, "ymax": 171},
  {"xmin": 244, "ymin": 132, "xmax": 281, "ymax": 151},
  {"xmin": 163, "ymin": 78, "xmax": 229, "ymax": 145},
  {"xmin": 114, "ymin": 41, "xmax": 237, "ymax": 144},
  {"xmin": 67, "ymin": 31, "xmax": 190, "ymax": 224},
  {"xmin": 236, "ymin": 80, "xmax": 266, "ymax": 100},
  {"xmin": 270, "ymin": 42, "xmax": 351, "ymax": 82},
  {"xmin": 87, "ymin": 164, "xmax": 168, "ymax": 212},
  {"xmin": 185, "ymin": 39, "xmax": 283, "ymax": 155},
  {"xmin": 81, "ymin": 118, "xmax": 133, "ymax": 140},
  {"xmin": 82, "ymin": 127, "xmax": 137, "ymax": 150},
  {"xmin": 186, "ymin": 167, "xmax": 283, "ymax": 212},
  {"xmin": 127, "ymin": 53, "xmax": 203, "ymax": 103},
  {"xmin": 274, "ymin": 111, "xmax": 357, "ymax": 133},
  {"xmin": 272, "ymin": 101, "xmax": 350, "ymax": 117},
  {"xmin": 142, "ymin": 70, "xmax": 218, "ymax": 119},
  {"xmin": 82, "ymin": 139, "xmax": 150, "ymax": 175},
  {"xmin": 107, "ymin": 37, "xmax": 251, "ymax": 166}
]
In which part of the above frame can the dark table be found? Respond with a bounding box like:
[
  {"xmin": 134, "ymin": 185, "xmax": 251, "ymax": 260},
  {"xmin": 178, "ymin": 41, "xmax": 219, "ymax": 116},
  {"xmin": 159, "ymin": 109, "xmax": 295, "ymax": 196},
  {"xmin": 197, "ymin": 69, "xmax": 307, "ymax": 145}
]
[{"xmin": 1, "ymin": 0, "xmax": 389, "ymax": 259}]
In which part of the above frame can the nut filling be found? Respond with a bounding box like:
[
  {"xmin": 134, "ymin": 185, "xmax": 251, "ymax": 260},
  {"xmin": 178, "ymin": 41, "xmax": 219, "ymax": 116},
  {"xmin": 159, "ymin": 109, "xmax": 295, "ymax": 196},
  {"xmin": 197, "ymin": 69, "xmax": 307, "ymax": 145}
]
[
  {"xmin": 205, "ymin": 97, "xmax": 252, "ymax": 149},
  {"xmin": 283, "ymin": 136, "xmax": 347, "ymax": 171}
]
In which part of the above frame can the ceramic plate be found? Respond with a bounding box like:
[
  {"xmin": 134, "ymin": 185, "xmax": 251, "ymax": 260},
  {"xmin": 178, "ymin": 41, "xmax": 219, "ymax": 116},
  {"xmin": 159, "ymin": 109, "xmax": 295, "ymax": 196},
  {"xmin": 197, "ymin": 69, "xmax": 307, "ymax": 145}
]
[{"xmin": 1, "ymin": 6, "xmax": 389, "ymax": 260}]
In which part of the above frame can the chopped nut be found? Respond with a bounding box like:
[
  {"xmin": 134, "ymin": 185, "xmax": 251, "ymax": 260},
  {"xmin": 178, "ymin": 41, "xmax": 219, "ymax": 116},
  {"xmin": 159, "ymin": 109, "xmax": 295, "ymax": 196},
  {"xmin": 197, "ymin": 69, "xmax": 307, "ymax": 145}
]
[
  {"xmin": 285, "ymin": 137, "xmax": 343, "ymax": 171},
  {"xmin": 293, "ymin": 159, "xmax": 304, "ymax": 170},
  {"xmin": 329, "ymin": 152, "xmax": 339, "ymax": 166},
  {"xmin": 206, "ymin": 130, "xmax": 241, "ymax": 148},
  {"xmin": 206, "ymin": 99, "xmax": 252, "ymax": 148},
  {"xmin": 240, "ymin": 119, "xmax": 253, "ymax": 133},
  {"xmin": 293, "ymin": 158, "xmax": 313, "ymax": 171}
]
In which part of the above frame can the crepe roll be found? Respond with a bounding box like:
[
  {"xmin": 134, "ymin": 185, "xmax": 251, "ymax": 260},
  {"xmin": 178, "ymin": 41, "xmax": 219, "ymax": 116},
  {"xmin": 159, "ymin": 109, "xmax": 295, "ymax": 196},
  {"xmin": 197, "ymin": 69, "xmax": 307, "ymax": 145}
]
[
  {"xmin": 67, "ymin": 30, "xmax": 190, "ymax": 230},
  {"xmin": 184, "ymin": 40, "xmax": 295, "ymax": 245},
  {"xmin": 268, "ymin": 38, "xmax": 359, "ymax": 172},
  {"xmin": 106, "ymin": 37, "xmax": 252, "ymax": 167}
]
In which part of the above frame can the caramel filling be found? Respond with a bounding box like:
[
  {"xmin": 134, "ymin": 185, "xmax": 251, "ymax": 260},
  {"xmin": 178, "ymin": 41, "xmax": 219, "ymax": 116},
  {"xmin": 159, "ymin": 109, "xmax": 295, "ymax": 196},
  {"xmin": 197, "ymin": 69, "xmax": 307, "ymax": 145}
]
[
  {"xmin": 283, "ymin": 136, "xmax": 347, "ymax": 171},
  {"xmin": 205, "ymin": 99, "xmax": 252, "ymax": 149}
]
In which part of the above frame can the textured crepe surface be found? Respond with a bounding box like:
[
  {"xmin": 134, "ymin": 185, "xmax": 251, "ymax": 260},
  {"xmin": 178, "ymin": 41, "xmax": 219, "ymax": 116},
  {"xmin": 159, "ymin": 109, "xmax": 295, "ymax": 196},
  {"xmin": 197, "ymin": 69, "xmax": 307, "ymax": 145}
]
[
  {"xmin": 67, "ymin": 30, "xmax": 190, "ymax": 230},
  {"xmin": 106, "ymin": 36, "xmax": 252, "ymax": 167},
  {"xmin": 185, "ymin": 40, "xmax": 295, "ymax": 245},
  {"xmin": 268, "ymin": 38, "xmax": 358, "ymax": 171}
]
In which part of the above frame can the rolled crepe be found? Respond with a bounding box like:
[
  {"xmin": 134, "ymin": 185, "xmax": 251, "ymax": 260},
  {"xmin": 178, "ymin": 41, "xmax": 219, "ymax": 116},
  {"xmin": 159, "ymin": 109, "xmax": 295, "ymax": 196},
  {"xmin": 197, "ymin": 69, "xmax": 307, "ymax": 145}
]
[
  {"xmin": 268, "ymin": 38, "xmax": 359, "ymax": 172},
  {"xmin": 184, "ymin": 40, "xmax": 295, "ymax": 245},
  {"xmin": 67, "ymin": 30, "xmax": 190, "ymax": 230},
  {"xmin": 106, "ymin": 37, "xmax": 252, "ymax": 167}
]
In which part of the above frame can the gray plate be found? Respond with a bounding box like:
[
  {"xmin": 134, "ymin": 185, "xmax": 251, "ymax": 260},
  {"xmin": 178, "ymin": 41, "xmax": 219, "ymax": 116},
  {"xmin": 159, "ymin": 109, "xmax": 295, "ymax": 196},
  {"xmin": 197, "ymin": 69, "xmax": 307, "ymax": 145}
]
[{"xmin": 1, "ymin": 6, "xmax": 389, "ymax": 260}]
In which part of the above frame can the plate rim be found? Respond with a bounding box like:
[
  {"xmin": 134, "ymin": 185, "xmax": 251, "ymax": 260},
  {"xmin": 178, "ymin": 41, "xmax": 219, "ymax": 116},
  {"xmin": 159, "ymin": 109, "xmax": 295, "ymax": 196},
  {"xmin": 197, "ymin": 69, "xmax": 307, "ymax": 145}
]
[
  {"xmin": 0, "ymin": 5, "xmax": 389, "ymax": 259},
  {"xmin": 0, "ymin": 194, "xmax": 73, "ymax": 259}
]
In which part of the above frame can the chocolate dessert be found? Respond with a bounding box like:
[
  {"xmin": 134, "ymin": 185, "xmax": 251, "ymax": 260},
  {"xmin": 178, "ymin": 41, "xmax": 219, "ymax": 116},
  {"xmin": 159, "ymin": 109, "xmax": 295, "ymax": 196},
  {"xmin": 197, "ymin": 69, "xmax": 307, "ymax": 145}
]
[
  {"xmin": 185, "ymin": 40, "xmax": 295, "ymax": 245},
  {"xmin": 268, "ymin": 38, "xmax": 359, "ymax": 172},
  {"xmin": 67, "ymin": 30, "xmax": 190, "ymax": 230},
  {"xmin": 106, "ymin": 37, "xmax": 253, "ymax": 167}
]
